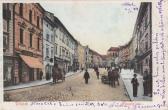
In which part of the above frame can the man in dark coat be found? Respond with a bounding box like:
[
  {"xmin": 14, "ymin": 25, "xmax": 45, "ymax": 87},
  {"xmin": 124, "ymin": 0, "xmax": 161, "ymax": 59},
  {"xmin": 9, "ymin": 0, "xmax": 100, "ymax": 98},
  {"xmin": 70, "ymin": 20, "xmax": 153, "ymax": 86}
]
[
  {"xmin": 131, "ymin": 74, "xmax": 139, "ymax": 97},
  {"xmin": 111, "ymin": 69, "xmax": 116, "ymax": 87},
  {"xmin": 84, "ymin": 69, "xmax": 90, "ymax": 84},
  {"xmin": 96, "ymin": 69, "xmax": 99, "ymax": 79},
  {"xmin": 114, "ymin": 68, "xmax": 120, "ymax": 86}
]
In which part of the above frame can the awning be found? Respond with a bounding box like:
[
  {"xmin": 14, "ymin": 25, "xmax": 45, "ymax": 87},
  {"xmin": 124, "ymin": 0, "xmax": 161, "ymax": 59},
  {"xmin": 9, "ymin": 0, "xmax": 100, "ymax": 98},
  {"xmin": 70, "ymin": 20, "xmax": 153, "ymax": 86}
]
[{"xmin": 20, "ymin": 55, "xmax": 43, "ymax": 69}]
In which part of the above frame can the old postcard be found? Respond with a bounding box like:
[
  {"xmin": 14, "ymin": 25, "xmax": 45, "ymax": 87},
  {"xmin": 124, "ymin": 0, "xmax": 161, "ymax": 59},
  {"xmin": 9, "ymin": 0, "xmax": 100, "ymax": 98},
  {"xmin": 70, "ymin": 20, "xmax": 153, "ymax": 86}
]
[{"xmin": 0, "ymin": 0, "xmax": 168, "ymax": 110}]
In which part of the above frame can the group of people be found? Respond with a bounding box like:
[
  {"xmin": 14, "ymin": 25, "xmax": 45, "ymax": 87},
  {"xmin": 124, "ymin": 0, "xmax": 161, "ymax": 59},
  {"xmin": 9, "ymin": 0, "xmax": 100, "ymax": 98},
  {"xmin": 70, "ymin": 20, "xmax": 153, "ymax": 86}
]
[
  {"xmin": 107, "ymin": 67, "xmax": 120, "ymax": 87},
  {"xmin": 131, "ymin": 70, "xmax": 152, "ymax": 98}
]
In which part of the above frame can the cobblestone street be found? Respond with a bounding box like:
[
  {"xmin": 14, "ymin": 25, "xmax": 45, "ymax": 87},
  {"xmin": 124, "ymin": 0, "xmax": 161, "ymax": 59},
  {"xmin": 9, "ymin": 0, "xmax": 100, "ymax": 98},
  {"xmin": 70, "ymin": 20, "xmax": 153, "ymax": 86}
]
[{"xmin": 5, "ymin": 69, "xmax": 129, "ymax": 101}]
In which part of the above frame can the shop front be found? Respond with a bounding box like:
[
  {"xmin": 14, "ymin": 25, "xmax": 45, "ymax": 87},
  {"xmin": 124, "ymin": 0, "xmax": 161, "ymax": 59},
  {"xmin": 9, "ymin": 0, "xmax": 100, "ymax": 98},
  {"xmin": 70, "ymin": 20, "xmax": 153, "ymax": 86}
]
[
  {"xmin": 3, "ymin": 57, "xmax": 14, "ymax": 87},
  {"xmin": 19, "ymin": 55, "xmax": 43, "ymax": 83}
]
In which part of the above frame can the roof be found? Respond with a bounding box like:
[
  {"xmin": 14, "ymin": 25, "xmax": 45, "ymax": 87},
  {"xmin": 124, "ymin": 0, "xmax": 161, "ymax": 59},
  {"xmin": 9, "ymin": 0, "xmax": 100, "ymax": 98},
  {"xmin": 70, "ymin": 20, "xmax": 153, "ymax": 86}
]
[
  {"xmin": 108, "ymin": 47, "xmax": 119, "ymax": 51},
  {"xmin": 54, "ymin": 16, "xmax": 78, "ymax": 43}
]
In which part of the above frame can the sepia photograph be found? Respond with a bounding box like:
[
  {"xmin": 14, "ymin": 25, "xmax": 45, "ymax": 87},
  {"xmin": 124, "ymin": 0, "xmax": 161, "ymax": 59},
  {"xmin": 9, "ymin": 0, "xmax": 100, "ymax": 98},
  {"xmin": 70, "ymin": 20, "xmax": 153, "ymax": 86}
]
[{"xmin": 3, "ymin": 2, "xmax": 152, "ymax": 102}]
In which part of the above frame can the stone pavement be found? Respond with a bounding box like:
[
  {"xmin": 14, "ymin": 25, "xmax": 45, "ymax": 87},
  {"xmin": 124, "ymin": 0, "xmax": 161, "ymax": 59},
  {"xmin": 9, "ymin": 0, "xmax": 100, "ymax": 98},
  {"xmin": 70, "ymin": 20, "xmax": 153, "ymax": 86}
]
[
  {"xmin": 4, "ymin": 70, "xmax": 82, "ymax": 91},
  {"xmin": 4, "ymin": 68, "xmax": 129, "ymax": 101},
  {"xmin": 120, "ymin": 69, "xmax": 152, "ymax": 101}
]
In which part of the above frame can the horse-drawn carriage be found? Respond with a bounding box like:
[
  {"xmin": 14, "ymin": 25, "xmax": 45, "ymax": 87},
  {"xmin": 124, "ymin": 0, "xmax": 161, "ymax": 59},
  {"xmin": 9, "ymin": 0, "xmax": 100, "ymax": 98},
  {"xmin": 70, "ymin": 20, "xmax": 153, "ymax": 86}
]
[
  {"xmin": 56, "ymin": 67, "xmax": 65, "ymax": 82},
  {"xmin": 52, "ymin": 65, "xmax": 65, "ymax": 83},
  {"xmin": 101, "ymin": 68, "xmax": 120, "ymax": 86},
  {"xmin": 101, "ymin": 75, "xmax": 110, "ymax": 84}
]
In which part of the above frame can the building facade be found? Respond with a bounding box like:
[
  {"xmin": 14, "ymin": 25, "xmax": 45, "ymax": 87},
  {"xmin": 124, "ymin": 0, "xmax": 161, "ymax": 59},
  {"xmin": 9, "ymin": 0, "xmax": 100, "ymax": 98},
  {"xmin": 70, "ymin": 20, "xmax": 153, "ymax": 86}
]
[
  {"xmin": 77, "ymin": 42, "xmax": 85, "ymax": 70},
  {"xmin": 54, "ymin": 17, "xmax": 77, "ymax": 73},
  {"xmin": 118, "ymin": 44, "xmax": 130, "ymax": 68},
  {"xmin": 107, "ymin": 47, "xmax": 119, "ymax": 67},
  {"xmin": 14, "ymin": 3, "xmax": 44, "ymax": 83},
  {"xmin": 91, "ymin": 49, "xmax": 103, "ymax": 68},
  {"xmin": 3, "ymin": 3, "xmax": 14, "ymax": 86},
  {"xmin": 135, "ymin": 3, "xmax": 152, "ymax": 75},
  {"xmin": 43, "ymin": 11, "xmax": 55, "ymax": 80},
  {"xmin": 84, "ymin": 46, "xmax": 93, "ymax": 69}
]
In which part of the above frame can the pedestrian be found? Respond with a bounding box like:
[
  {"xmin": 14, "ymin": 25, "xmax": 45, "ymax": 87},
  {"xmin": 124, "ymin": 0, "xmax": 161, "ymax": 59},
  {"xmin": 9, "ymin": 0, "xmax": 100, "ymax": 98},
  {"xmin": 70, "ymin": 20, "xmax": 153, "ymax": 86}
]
[
  {"xmin": 40, "ymin": 70, "xmax": 43, "ymax": 80},
  {"xmin": 114, "ymin": 68, "xmax": 120, "ymax": 86},
  {"xmin": 111, "ymin": 69, "xmax": 116, "ymax": 87},
  {"xmin": 108, "ymin": 69, "xmax": 112, "ymax": 86},
  {"xmin": 131, "ymin": 74, "xmax": 139, "ymax": 97},
  {"xmin": 96, "ymin": 70, "xmax": 99, "ymax": 79},
  {"xmin": 143, "ymin": 70, "xmax": 148, "ymax": 96},
  {"xmin": 84, "ymin": 69, "xmax": 90, "ymax": 84}
]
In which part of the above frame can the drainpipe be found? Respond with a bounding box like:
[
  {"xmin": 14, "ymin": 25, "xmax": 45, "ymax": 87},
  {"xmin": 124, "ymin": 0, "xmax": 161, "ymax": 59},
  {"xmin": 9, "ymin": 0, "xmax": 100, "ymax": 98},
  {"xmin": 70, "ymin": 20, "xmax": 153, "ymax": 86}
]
[{"xmin": 13, "ymin": 3, "xmax": 16, "ymax": 84}]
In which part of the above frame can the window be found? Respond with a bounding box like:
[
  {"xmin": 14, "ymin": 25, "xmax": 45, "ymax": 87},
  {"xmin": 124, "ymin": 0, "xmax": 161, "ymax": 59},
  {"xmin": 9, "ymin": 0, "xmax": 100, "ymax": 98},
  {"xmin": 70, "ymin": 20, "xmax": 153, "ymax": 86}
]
[
  {"xmin": 20, "ymin": 28, "xmax": 23, "ymax": 44},
  {"xmin": 144, "ymin": 14, "xmax": 148, "ymax": 30},
  {"xmin": 29, "ymin": 33, "xmax": 32, "ymax": 47},
  {"xmin": 146, "ymin": 59, "xmax": 148, "ymax": 64},
  {"xmin": 19, "ymin": 3, "xmax": 23, "ymax": 17},
  {"xmin": 51, "ymin": 35, "xmax": 54, "ymax": 43},
  {"xmin": 37, "ymin": 16, "xmax": 39, "ymax": 28},
  {"xmin": 145, "ymin": 34, "xmax": 148, "ymax": 51},
  {"xmin": 46, "ymin": 45, "xmax": 49, "ymax": 57},
  {"xmin": 37, "ymin": 37, "xmax": 40, "ymax": 50},
  {"xmin": 3, "ymin": 4, "xmax": 11, "ymax": 20},
  {"xmin": 34, "ymin": 11, "xmax": 36, "ymax": 20},
  {"xmin": 41, "ymin": 18, "xmax": 43, "ymax": 26},
  {"xmin": 62, "ymin": 49, "xmax": 65, "ymax": 56},
  {"xmin": 51, "ymin": 47, "xmax": 54, "ymax": 58},
  {"xmin": 145, "ymin": 41, "xmax": 148, "ymax": 51},
  {"xmin": 60, "ymin": 47, "xmax": 62, "ymax": 56},
  {"xmin": 46, "ymin": 33, "xmax": 49, "ymax": 41},
  {"xmin": 55, "ymin": 45, "xmax": 57, "ymax": 55},
  {"xmin": 3, "ymin": 34, "xmax": 8, "ymax": 49},
  {"xmin": 29, "ymin": 10, "xmax": 32, "ymax": 23}
]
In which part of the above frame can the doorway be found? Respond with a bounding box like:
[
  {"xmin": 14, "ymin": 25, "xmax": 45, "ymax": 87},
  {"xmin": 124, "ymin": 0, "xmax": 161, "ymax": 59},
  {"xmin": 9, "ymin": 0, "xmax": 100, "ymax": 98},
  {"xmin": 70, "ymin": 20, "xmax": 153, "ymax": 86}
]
[{"xmin": 29, "ymin": 68, "xmax": 34, "ymax": 81}]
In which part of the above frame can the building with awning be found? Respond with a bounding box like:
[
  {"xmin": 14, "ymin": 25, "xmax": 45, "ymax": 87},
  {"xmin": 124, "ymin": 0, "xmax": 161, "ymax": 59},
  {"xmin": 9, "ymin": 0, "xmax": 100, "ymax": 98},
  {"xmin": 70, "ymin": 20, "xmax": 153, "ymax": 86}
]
[
  {"xmin": 20, "ymin": 55, "xmax": 43, "ymax": 69},
  {"xmin": 13, "ymin": 3, "xmax": 44, "ymax": 84}
]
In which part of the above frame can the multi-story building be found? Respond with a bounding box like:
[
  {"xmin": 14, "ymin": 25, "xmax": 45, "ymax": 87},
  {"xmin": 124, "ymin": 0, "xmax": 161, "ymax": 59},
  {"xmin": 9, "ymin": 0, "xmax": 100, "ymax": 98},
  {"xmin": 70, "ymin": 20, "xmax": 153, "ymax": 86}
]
[
  {"xmin": 77, "ymin": 42, "xmax": 85, "ymax": 70},
  {"xmin": 107, "ymin": 47, "xmax": 119, "ymax": 67},
  {"xmin": 54, "ymin": 16, "xmax": 77, "ymax": 73},
  {"xmin": 118, "ymin": 44, "xmax": 130, "ymax": 68},
  {"xmin": 3, "ymin": 3, "xmax": 14, "ymax": 86},
  {"xmin": 43, "ymin": 11, "xmax": 55, "ymax": 79},
  {"xmin": 134, "ymin": 3, "xmax": 152, "ymax": 75},
  {"xmin": 72, "ymin": 41, "xmax": 79, "ymax": 72},
  {"xmin": 14, "ymin": 3, "xmax": 44, "ymax": 83},
  {"xmin": 84, "ymin": 46, "xmax": 93, "ymax": 68},
  {"xmin": 90, "ymin": 49, "xmax": 103, "ymax": 67}
]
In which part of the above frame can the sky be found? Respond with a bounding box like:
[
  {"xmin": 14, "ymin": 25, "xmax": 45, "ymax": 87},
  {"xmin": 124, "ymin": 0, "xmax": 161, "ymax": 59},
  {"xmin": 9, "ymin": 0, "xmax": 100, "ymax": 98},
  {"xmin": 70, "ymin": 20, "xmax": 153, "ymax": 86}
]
[{"xmin": 41, "ymin": 1, "xmax": 140, "ymax": 55}]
